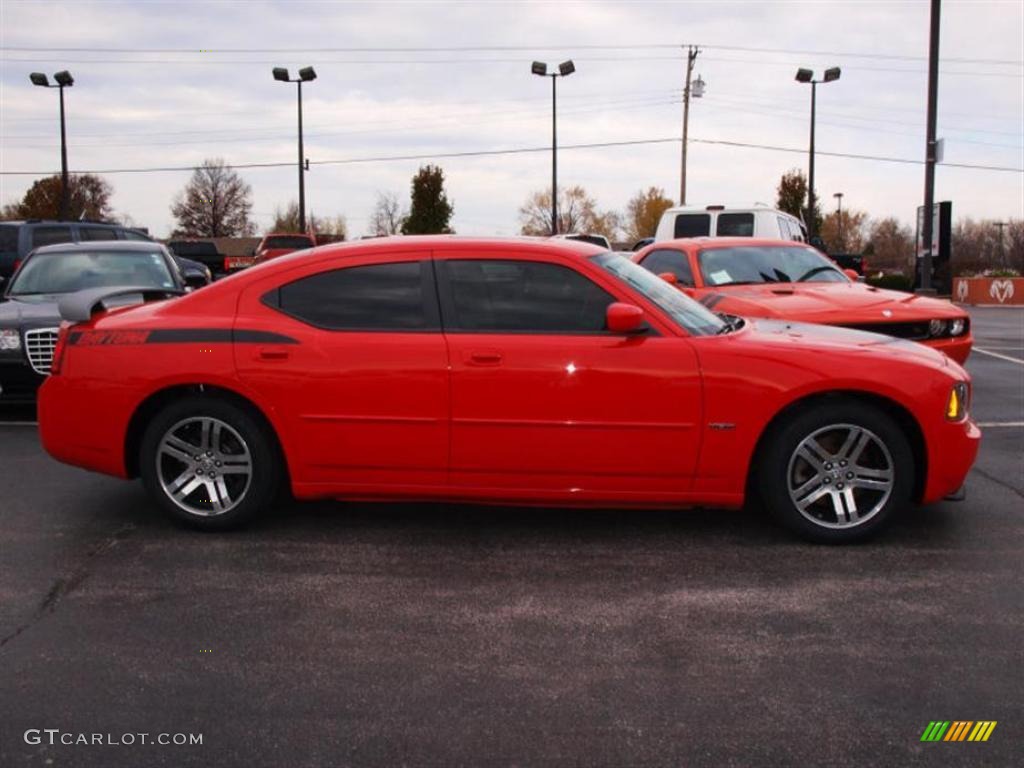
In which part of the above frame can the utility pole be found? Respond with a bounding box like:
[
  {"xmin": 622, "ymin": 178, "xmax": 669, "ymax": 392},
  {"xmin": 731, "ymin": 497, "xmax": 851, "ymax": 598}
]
[
  {"xmin": 994, "ymin": 221, "xmax": 1007, "ymax": 267},
  {"xmin": 833, "ymin": 192, "xmax": 844, "ymax": 252},
  {"xmin": 919, "ymin": 0, "xmax": 941, "ymax": 294},
  {"xmin": 679, "ymin": 45, "xmax": 701, "ymax": 205}
]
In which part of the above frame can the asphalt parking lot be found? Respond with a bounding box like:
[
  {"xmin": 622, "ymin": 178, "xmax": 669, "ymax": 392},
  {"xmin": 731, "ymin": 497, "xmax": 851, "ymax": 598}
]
[{"xmin": 1, "ymin": 307, "xmax": 1021, "ymax": 767}]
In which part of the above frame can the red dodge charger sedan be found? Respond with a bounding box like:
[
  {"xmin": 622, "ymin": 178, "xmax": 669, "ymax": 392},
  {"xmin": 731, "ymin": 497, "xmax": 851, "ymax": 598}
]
[
  {"xmin": 38, "ymin": 237, "xmax": 979, "ymax": 543},
  {"xmin": 633, "ymin": 238, "xmax": 973, "ymax": 363}
]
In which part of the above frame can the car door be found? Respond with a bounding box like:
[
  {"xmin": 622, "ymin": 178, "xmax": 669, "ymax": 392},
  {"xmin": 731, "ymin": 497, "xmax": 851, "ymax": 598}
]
[
  {"xmin": 234, "ymin": 252, "xmax": 450, "ymax": 491},
  {"xmin": 436, "ymin": 249, "xmax": 702, "ymax": 498}
]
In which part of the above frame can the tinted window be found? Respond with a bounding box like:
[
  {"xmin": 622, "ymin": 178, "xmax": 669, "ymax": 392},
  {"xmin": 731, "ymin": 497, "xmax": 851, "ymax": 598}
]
[
  {"xmin": 698, "ymin": 245, "xmax": 848, "ymax": 286},
  {"xmin": 122, "ymin": 229, "xmax": 152, "ymax": 242},
  {"xmin": 0, "ymin": 225, "xmax": 17, "ymax": 254},
  {"xmin": 445, "ymin": 260, "xmax": 615, "ymax": 333},
  {"xmin": 673, "ymin": 214, "xmax": 710, "ymax": 238},
  {"xmin": 639, "ymin": 249, "xmax": 694, "ymax": 287},
  {"xmin": 80, "ymin": 226, "xmax": 119, "ymax": 241},
  {"xmin": 273, "ymin": 261, "xmax": 433, "ymax": 331},
  {"xmin": 716, "ymin": 213, "xmax": 755, "ymax": 237},
  {"xmin": 30, "ymin": 226, "xmax": 73, "ymax": 248}
]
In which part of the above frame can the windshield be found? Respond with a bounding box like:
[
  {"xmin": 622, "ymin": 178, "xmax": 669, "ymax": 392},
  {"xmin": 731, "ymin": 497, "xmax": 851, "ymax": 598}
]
[
  {"xmin": 698, "ymin": 245, "xmax": 848, "ymax": 286},
  {"xmin": 9, "ymin": 249, "xmax": 176, "ymax": 295},
  {"xmin": 264, "ymin": 236, "xmax": 314, "ymax": 250},
  {"xmin": 593, "ymin": 252, "xmax": 726, "ymax": 336}
]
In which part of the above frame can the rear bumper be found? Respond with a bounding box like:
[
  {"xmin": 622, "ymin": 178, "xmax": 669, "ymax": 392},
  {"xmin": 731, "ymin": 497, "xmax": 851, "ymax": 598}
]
[
  {"xmin": 922, "ymin": 417, "xmax": 981, "ymax": 504},
  {"xmin": 38, "ymin": 374, "xmax": 130, "ymax": 478},
  {"xmin": 922, "ymin": 333, "xmax": 972, "ymax": 364}
]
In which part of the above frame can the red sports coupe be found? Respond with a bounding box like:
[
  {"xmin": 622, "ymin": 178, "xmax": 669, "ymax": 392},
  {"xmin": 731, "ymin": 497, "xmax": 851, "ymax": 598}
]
[
  {"xmin": 633, "ymin": 238, "xmax": 972, "ymax": 363},
  {"xmin": 38, "ymin": 237, "xmax": 979, "ymax": 543}
]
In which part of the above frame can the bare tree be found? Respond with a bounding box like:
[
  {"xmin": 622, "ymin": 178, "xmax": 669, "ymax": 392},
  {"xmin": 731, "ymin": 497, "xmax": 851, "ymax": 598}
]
[
  {"xmin": 368, "ymin": 191, "xmax": 406, "ymax": 236},
  {"xmin": 171, "ymin": 158, "xmax": 254, "ymax": 237},
  {"xmin": 519, "ymin": 185, "xmax": 620, "ymax": 241},
  {"xmin": 866, "ymin": 217, "xmax": 914, "ymax": 273}
]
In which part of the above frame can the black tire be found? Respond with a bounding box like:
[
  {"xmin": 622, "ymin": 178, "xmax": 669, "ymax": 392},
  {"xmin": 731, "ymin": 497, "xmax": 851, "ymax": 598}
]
[
  {"xmin": 139, "ymin": 395, "xmax": 282, "ymax": 531},
  {"xmin": 757, "ymin": 399, "xmax": 914, "ymax": 544}
]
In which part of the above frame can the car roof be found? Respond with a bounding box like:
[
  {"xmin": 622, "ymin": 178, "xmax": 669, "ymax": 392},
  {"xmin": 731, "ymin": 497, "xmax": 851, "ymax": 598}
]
[
  {"xmin": 0, "ymin": 219, "xmax": 123, "ymax": 227},
  {"xmin": 327, "ymin": 234, "xmax": 605, "ymax": 257},
  {"xmin": 31, "ymin": 240, "xmax": 168, "ymax": 255}
]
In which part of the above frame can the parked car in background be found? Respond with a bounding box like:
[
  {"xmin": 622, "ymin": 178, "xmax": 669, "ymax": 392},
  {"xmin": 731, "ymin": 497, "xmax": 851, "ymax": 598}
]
[
  {"xmin": 631, "ymin": 237, "xmax": 655, "ymax": 251},
  {"xmin": 0, "ymin": 241, "xmax": 196, "ymax": 404},
  {"xmin": 254, "ymin": 233, "xmax": 316, "ymax": 264},
  {"xmin": 37, "ymin": 236, "xmax": 977, "ymax": 543},
  {"xmin": 0, "ymin": 219, "xmax": 154, "ymax": 279},
  {"xmin": 172, "ymin": 255, "xmax": 214, "ymax": 288},
  {"xmin": 655, "ymin": 205, "xmax": 808, "ymax": 243},
  {"xmin": 166, "ymin": 239, "xmax": 250, "ymax": 277},
  {"xmin": 551, "ymin": 233, "xmax": 612, "ymax": 250},
  {"xmin": 633, "ymin": 237, "xmax": 972, "ymax": 363}
]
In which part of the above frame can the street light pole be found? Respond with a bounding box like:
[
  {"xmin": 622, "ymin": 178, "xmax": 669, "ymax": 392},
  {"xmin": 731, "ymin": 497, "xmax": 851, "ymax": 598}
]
[
  {"xmin": 273, "ymin": 66, "xmax": 317, "ymax": 232},
  {"xmin": 532, "ymin": 60, "xmax": 575, "ymax": 235},
  {"xmin": 834, "ymin": 192, "xmax": 844, "ymax": 251},
  {"xmin": 919, "ymin": 0, "xmax": 942, "ymax": 294},
  {"xmin": 994, "ymin": 221, "xmax": 1007, "ymax": 266},
  {"xmin": 795, "ymin": 67, "xmax": 840, "ymax": 239},
  {"xmin": 30, "ymin": 70, "xmax": 74, "ymax": 220}
]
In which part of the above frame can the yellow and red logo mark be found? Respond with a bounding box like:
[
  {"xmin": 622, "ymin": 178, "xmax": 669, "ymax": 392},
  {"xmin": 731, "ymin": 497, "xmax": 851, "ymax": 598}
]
[{"xmin": 921, "ymin": 721, "xmax": 997, "ymax": 742}]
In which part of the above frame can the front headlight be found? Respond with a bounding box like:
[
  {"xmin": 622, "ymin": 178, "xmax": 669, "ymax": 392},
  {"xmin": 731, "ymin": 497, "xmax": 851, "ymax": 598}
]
[
  {"xmin": 946, "ymin": 382, "xmax": 969, "ymax": 421},
  {"xmin": 0, "ymin": 329, "xmax": 21, "ymax": 351},
  {"xmin": 949, "ymin": 318, "xmax": 966, "ymax": 336},
  {"xmin": 928, "ymin": 319, "xmax": 948, "ymax": 337}
]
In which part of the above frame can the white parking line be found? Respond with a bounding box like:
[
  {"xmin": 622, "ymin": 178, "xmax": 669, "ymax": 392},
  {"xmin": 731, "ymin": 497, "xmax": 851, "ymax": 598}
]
[
  {"xmin": 974, "ymin": 347, "xmax": 1024, "ymax": 365},
  {"xmin": 977, "ymin": 422, "xmax": 1024, "ymax": 428},
  {"xmin": 0, "ymin": 421, "xmax": 37, "ymax": 427}
]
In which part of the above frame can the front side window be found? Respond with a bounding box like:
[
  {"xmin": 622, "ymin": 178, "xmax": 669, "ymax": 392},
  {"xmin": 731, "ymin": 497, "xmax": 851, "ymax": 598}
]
[
  {"xmin": 673, "ymin": 214, "xmax": 711, "ymax": 238},
  {"xmin": 716, "ymin": 213, "xmax": 755, "ymax": 237},
  {"xmin": 443, "ymin": 259, "xmax": 614, "ymax": 333},
  {"xmin": 699, "ymin": 245, "xmax": 849, "ymax": 286},
  {"xmin": 270, "ymin": 261, "xmax": 435, "ymax": 331},
  {"xmin": 9, "ymin": 249, "xmax": 176, "ymax": 295},
  {"xmin": 639, "ymin": 249, "xmax": 694, "ymax": 287},
  {"xmin": 80, "ymin": 227, "xmax": 119, "ymax": 242},
  {"xmin": 594, "ymin": 253, "xmax": 725, "ymax": 336},
  {"xmin": 30, "ymin": 226, "xmax": 73, "ymax": 249}
]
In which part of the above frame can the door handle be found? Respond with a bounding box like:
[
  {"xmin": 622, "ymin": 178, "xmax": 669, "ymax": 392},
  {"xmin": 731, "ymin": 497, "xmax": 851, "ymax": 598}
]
[
  {"xmin": 257, "ymin": 347, "xmax": 290, "ymax": 361},
  {"xmin": 466, "ymin": 350, "xmax": 503, "ymax": 366}
]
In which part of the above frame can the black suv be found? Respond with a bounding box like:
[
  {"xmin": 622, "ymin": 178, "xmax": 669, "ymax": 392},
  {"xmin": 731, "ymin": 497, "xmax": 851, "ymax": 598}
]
[{"xmin": 0, "ymin": 220, "xmax": 154, "ymax": 279}]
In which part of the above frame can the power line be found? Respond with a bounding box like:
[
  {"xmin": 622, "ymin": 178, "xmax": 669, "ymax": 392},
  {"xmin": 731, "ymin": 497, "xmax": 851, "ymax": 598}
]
[
  {"xmin": 1, "ymin": 43, "xmax": 1020, "ymax": 64},
  {"xmin": 1, "ymin": 137, "xmax": 1020, "ymax": 177}
]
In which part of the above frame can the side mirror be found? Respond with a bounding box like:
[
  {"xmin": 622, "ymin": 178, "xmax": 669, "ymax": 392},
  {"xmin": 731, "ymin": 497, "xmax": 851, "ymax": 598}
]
[
  {"xmin": 606, "ymin": 302, "xmax": 646, "ymax": 334},
  {"xmin": 185, "ymin": 273, "xmax": 209, "ymax": 290},
  {"xmin": 658, "ymin": 272, "xmax": 678, "ymax": 285},
  {"xmin": 843, "ymin": 269, "xmax": 859, "ymax": 281}
]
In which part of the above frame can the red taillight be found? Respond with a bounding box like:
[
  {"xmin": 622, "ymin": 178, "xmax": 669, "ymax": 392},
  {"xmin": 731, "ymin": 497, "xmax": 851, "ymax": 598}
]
[{"xmin": 50, "ymin": 322, "xmax": 72, "ymax": 375}]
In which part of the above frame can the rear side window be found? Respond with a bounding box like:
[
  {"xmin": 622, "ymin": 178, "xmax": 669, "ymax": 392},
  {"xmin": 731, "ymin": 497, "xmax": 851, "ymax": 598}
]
[
  {"xmin": 673, "ymin": 214, "xmax": 711, "ymax": 238},
  {"xmin": 0, "ymin": 225, "xmax": 17, "ymax": 254},
  {"xmin": 30, "ymin": 225, "xmax": 73, "ymax": 248},
  {"xmin": 716, "ymin": 213, "xmax": 755, "ymax": 237},
  {"xmin": 80, "ymin": 226, "xmax": 119, "ymax": 241},
  {"xmin": 269, "ymin": 261, "xmax": 436, "ymax": 331},
  {"xmin": 121, "ymin": 229, "xmax": 152, "ymax": 242},
  {"xmin": 443, "ymin": 259, "xmax": 615, "ymax": 333},
  {"xmin": 639, "ymin": 249, "xmax": 694, "ymax": 287}
]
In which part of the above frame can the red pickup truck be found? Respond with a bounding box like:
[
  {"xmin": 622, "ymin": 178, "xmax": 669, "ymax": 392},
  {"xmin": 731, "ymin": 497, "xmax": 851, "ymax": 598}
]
[{"xmin": 254, "ymin": 233, "xmax": 316, "ymax": 264}]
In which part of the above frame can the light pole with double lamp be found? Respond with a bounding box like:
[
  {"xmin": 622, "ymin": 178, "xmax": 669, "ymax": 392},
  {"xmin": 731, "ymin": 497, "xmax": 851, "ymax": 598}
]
[
  {"xmin": 29, "ymin": 70, "xmax": 74, "ymax": 220},
  {"xmin": 273, "ymin": 66, "xmax": 317, "ymax": 232},
  {"xmin": 531, "ymin": 60, "xmax": 575, "ymax": 235},
  {"xmin": 795, "ymin": 66, "xmax": 840, "ymax": 238}
]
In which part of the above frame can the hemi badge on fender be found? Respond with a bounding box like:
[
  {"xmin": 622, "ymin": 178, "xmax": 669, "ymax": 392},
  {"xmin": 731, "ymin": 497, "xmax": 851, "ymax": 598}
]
[{"xmin": 708, "ymin": 422, "xmax": 736, "ymax": 430}]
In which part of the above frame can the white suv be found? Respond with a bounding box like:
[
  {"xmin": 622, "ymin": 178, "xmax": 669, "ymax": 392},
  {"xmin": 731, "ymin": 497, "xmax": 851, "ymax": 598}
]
[{"xmin": 655, "ymin": 205, "xmax": 807, "ymax": 243}]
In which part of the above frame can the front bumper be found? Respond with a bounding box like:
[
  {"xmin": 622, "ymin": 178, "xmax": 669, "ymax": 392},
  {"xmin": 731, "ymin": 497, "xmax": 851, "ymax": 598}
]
[
  {"xmin": 0, "ymin": 359, "xmax": 44, "ymax": 403},
  {"xmin": 921, "ymin": 333, "xmax": 973, "ymax": 365},
  {"xmin": 922, "ymin": 417, "xmax": 981, "ymax": 504}
]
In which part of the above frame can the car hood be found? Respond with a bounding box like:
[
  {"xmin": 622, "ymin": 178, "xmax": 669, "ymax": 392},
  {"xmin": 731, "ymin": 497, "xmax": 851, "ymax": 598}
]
[
  {"xmin": 0, "ymin": 295, "xmax": 63, "ymax": 328},
  {"xmin": 739, "ymin": 317, "xmax": 955, "ymax": 372},
  {"xmin": 702, "ymin": 282, "xmax": 965, "ymax": 323}
]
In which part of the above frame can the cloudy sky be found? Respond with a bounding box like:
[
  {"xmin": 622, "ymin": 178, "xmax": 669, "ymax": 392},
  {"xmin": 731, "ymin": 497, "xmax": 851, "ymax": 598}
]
[{"xmin": 1, "ymin": 0, "xmax": 1021, "ymax": 239}]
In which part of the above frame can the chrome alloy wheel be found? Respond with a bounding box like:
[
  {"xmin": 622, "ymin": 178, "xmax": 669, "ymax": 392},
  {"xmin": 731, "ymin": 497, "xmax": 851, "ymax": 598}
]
[
  {"xmin": 156, "ymin": 416, "xmax": 253, "ymax": 516},
  {"xmin": 786, "ymin": 423, "xmax": 895, "ymax": 529}
]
